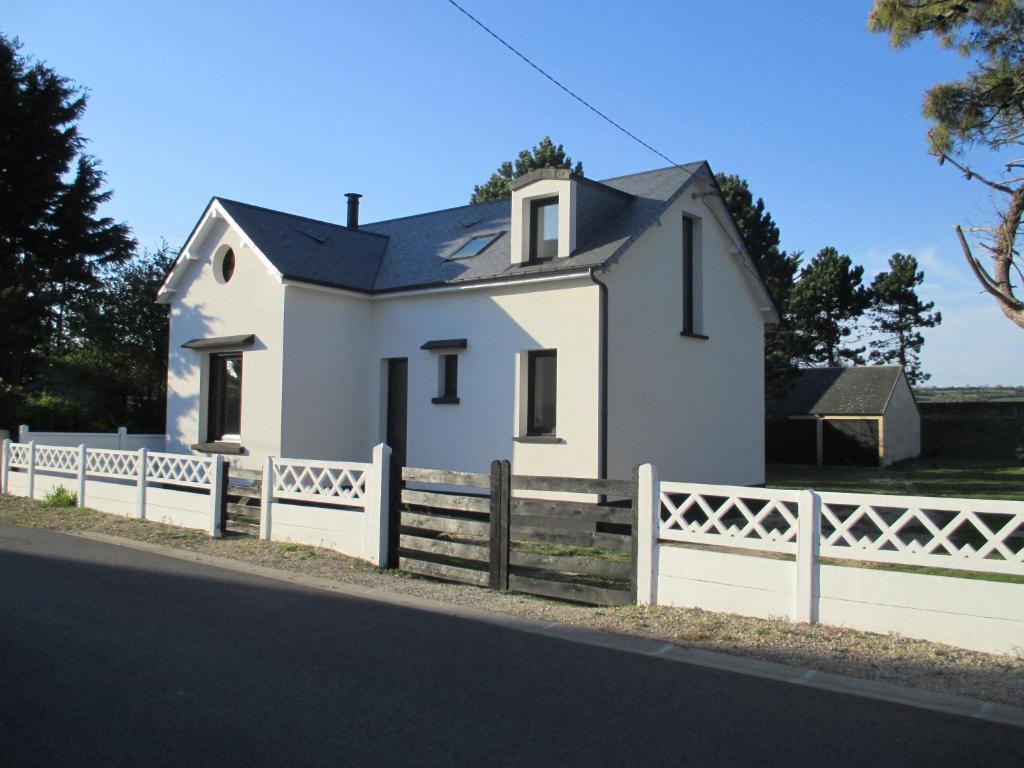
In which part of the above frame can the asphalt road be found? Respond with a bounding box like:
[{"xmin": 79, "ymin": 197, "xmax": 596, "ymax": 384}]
[{"xmin": 1, "ymin": 523, "xmax": 1020, "ymax": 767}]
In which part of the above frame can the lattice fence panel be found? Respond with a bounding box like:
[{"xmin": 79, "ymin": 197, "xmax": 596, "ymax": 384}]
[
  {"xmin": 660, "ymin": 482, "xmax": 801, "ymax": 555},
  {"xmin": 272, "ymin": 458, "xmax": 369, "ymax": 507},
  {"xmin": 8, "ymin": 444, "xmax": 30, "ymax": 468},
  {"xmin": 819, "ymin": 491, "xmax": 1024, "ymax": 576},
  {"xmin": 146, "ymin": 452, "xmax": 213, "ymax": 488},
  {"xmin": 86, "ymin": 449, "xmax": 139, "ymax": 479},
  {"xmin": 35, "ymin": 446, "xmax": 80, "ymax": 472}
]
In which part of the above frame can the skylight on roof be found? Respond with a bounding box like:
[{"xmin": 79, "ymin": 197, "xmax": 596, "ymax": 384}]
[{"xmin": 449, "ymin": 233, "xmax": 500, "ymax": 259}]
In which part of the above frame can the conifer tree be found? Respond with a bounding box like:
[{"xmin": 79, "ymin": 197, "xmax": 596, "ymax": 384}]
[
  {"xmin": 867, "ymin": 252, "xmax": 941, "ymax": 384},
  {"xmin": 471, "ymin": 136, "xmax": 583, "ymax": 203},
  {"xmin": 715, "ymin": 174, "xmax": 803, "ymax": 395},
  {"xmin": 869, "ymin": 1, "xmax": 1024, "ymax": 327},
  {"xmin": 790, "ymin": 247, "xmax": 871, "ymax": 367},
  {"xmin": 0, "ymin": 33, "xmax": 135, "ymax": 385}
]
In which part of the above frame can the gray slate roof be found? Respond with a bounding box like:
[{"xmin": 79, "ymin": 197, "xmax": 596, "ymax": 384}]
[
  {"xmin": 215, "ymin": 163, "xmax": 706, "ymax": 293},
  {"xmin": 767, "ymin": 367, "xmax": 905, "ymax": 417}
]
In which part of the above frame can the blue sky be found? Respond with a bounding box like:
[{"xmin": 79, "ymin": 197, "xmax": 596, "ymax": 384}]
[{"xmin": 6, "ymin": 1, "xmax": 1022, "ymax": 386}]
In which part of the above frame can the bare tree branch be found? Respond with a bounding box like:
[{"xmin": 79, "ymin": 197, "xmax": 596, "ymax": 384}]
[{"xmin": 941, "ymin": 153, "xmax": 1016, "ymax": 195}]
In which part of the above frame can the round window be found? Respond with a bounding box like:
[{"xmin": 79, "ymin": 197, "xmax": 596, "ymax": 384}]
[{"xmin": 221, "ymin": 248, "xmax": 236, "ymax": 283}]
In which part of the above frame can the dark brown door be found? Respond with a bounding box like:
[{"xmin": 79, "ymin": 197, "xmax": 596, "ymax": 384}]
[
  {"xmin": 386, "ymin": 358, "xmax": 408, "ymax": 468},
  {"xmin": 386, "ymin": 358, "xmax": 408, "ymax": 566}
]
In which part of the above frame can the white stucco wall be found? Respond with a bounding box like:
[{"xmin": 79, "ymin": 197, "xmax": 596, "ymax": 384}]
[
  {"xmin": 280, "ymin": 284, "xmax": 373, "ymax": 461},
  {"xmin": 603, "ymin": 178, "xmax": 768, "ymax": 485},
  {"xmin": 882, "ymin": 373, "xmax": 921, "ymax": 466},
  {"xmin": 164, "ymin": 219, "xmax": 286, "ymax": 468},
  {"xmin": 369, "ymin": 277, "xmax": 602, "ymax": 479},
  {"xmin": 164, "ymin": 179, "xmax": 769, "ymax": 483}
]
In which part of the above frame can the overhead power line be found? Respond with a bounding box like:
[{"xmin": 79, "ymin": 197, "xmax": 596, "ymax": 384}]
[
  {"xmin": 445, "ymin": 3, "xmax": 774, "ymax": 307},
  {"xmin": 445, "ymin": 0, "xmax": 683, "ymax": 170}
]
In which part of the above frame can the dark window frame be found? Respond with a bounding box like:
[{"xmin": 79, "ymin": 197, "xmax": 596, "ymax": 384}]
[
  {"xmin": 449, "ymin": 233, "xmax": 501, "ymax": 260},
  {"xmin": 221, "ymin": 248, "xmax": 236, "ymax": 283},
  {"xmin": 682, "ymin": 215, "xmax": 695, "ymax": 335},
  {"xmin": 207, "ymin": 352, "xmax": 243, "ymax": 441},
  {"xmin": 526, "ymin": 349, "xmax": 557, "ymax": 436},
  {"xmin": 529, "ymin": 197, "xmax": 559, "ymax": 262},
  {"xmin": 432, "ymin": 353, "xmax": 460, "ymax": 405},
  {"xmin": 443, "ymin": 354, "xmax": 458, "ymax": 398}
]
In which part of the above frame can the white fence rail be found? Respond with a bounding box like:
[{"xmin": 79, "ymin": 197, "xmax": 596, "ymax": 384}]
[
  {"xmin": 18, "ymin": 424, "xmax": 165, "ymax": 452},
  {"xmin": 1, "ymin": 439, "xmax": 224, "ymax": 536},
  {"xmin": 817, "ymin": 490, "xmax": 1024, "ymax": 576},
  {"xmin": 0, "ymin": 439, "xmax": 392, "ymax": 567},
  {"xmin": 261, "ymin": 445, "xmax": 390, "ymax": 565},
  {"xmin": 638, "ymin": 473, "xmax": 1024, "ymax": 655}
]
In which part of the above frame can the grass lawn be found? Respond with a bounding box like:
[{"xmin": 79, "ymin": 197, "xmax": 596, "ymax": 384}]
[{"xmin": 766, "ymin": 459, "xmax": 1024, "ymax": 501}]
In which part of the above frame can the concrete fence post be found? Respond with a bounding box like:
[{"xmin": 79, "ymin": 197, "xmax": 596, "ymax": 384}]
[
  {"xmin": 117, "ymin": 426, "xmax": 127, "ymax": 450},
  {"xmin": 209, "ymin": 456, "xmax": 225, "ymax": 538},
  {"xmin": 260, "ymin": 455, "xmax": 274, "ymax": 541},
  {"xmin": 27, "ymin": 441, "xmax": 36, "ymax": 500},
  {"xmin": 635, "ymin": 462, "xmax": 659, "ymax": 605},
  {"xmin": 77, "ymin": 444, "xmax": 87, "ymax": 508},
  {"xmin": 1, "ymin": 439, "xmax": 10, "ymax": 495},
  {"xmin": 136, "ymin": 448, "xmax": 148, "ymax": 519},
  {"xmin": 795, "ymin": 490, "xmax": 821, "ymax": 623},
  {"xmin": 365, "ymin": 443, "xmax": 391, "ymax": 567},
  {"xmin": 19, "ymin": 425, "xmax": 29, "ymax": 443}
]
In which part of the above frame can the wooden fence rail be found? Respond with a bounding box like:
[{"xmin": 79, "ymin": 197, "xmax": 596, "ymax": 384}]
[{"xmin": 395, "ymin": 461, "xmax": 638, "ymax": 605}]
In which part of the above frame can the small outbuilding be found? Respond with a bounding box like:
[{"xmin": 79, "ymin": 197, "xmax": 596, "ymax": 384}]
[{"xmin": 766, "ymin": 366, "xmax": 920, "ymax": 467}]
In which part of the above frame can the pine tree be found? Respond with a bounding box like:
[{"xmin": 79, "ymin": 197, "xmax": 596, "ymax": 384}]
[
  {"xmin": 714, "ymin": 173, "xmax": 803, "ymax": 396},
  {"xmin": 869, "ymin": 1, "xmax": 1024, "ymax": 327},
  {"xmin": 790, "ymin": 247, "xmax": 871, "ymax": 367},
  {"xmin": 470, "ymin": 137, "xmax": 583, "ymax": 203},
  {"xmin": 0, "ymin": 33, "xmax": 135, "ymax": 385},
  {"xmin": 867, "ymin": 252, "xmax": 941, "ymax": 384}
]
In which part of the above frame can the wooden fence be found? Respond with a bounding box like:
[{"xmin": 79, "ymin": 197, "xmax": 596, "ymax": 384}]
[{"xmin": 397, "ymin": 462, "xmax": 637, "ymax": 605}]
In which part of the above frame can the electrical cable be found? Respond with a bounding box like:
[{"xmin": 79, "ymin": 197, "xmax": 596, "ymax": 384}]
[{"xmin": 446, "ymin": 0, "xmax": 687, "ymax": 173}]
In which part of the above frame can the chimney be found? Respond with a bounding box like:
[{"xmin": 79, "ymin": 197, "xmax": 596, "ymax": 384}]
[{"xmin": 345, "ymin": 192, "xmax": 362, "ymax": 230}]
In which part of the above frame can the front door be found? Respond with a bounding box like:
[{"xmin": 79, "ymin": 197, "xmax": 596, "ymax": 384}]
[
  {"xmin": 386, "ymin": 358, "xmax": 408, "ymax": 566},
  {"xmin": 386, "ymin": 358, "xmax": 408, "ymax": 468}
]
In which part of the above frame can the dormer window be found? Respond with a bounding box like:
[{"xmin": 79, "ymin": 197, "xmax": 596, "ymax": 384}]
[
  {"xmin": 509, "ymin": 169, "xmax": 578, "ymax": 266},
  {"xmin": 529, "ymin": 198, "xmax": 559, "ymax": 262}
]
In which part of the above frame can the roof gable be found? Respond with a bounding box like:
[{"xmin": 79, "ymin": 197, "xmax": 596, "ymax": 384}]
[{"xmin": 218, "ymin": 199, "xmax": 388, "ymax": 292}]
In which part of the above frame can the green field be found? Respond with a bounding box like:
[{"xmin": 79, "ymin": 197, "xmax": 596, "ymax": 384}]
[
  {"xmin": 914, "ymin": 386, "xmax": 1024, "ymax": 403},
  {"xmin": 766, "ymin": 460, "xmax": 1024, "ymax": 501}
]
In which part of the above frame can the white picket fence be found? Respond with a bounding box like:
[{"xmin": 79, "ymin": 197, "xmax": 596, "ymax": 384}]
[
  {"xmin": 17, "ymin": 424, "xmax": 165, "ymax": 452},
  {"xmin": 1, "ymin": 440, "xmax": 224, "ymax": 535},
  {"xmin": 634, "ymin": 467, "xmax": 1024, "ymax": 655},
  {"xmin": 259, "ymin": 445, "xmax": 390, "ymax": 565}
]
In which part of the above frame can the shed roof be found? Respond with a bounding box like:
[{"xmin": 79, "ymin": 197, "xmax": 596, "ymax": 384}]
[{"xmin": 767, "ymin": 366, "xmax": 906, "ymax": 417}]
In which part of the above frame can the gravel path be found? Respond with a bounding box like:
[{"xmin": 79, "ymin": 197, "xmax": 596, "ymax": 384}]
[{"xmin": 2, "ymin": 495, "xmax": 1021, "ymax": 707}]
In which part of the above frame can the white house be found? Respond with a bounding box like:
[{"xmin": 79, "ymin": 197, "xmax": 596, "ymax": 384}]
[{"xmin": 157, "ymin": 163, "xmax": 778, "ymax": 484}]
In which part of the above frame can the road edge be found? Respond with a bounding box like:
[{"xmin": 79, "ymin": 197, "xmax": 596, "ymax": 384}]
[{"xmin": 68, "ymin": 530, "xmax": 1024, "ymax": 729}]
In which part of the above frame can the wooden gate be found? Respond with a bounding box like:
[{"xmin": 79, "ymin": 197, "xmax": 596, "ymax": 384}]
[
  {"xmin": 224, "ymin": 466, "xmax": 262, "ymax": 536},
  {"xmin": 397, "ymin": 465, "xmax": 496, "ymax": 587},
  {"xmin": 395, "ymin": 462, "xmax": 637, "ymax": 606}
]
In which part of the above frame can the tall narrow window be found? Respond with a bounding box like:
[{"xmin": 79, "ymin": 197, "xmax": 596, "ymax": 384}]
[
  {"xmin": 443, "ymin": 354, "xmax": 458, "ymax": 398},
  {"xmin": 529, "ymin": 198, "xmax": 559, "ymax": 261},
  {"xmin": 527, "ymin": 350, "xmax": 557, "ymax": 435},
  {"xmin": 682, "ymin": 215, "xmax": 695, "ymax": 334},
  {"xmin": 432, "ymin": 353, "xmax": 459, "ymax": 404},
  {"xmin": 208, "ymin": 353, "xmax": 243, "ymax": 441}
]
